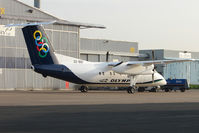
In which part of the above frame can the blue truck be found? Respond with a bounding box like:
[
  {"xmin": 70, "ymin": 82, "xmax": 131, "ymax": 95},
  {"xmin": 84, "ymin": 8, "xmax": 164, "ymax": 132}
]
[{"xmin": 161, "ymin": 79, "xmax": 189, "ymax": 92}]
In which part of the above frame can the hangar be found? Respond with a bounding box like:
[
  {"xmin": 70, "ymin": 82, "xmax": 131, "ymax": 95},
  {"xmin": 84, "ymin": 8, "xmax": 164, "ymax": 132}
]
[{"xmin": 0, "ymin": 0, "xmax": 138, "ymax": 90}]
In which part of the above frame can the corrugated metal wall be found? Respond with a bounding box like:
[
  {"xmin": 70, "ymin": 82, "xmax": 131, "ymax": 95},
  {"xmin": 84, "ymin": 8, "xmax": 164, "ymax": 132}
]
[
  {"xmin": 163, "ymin": 62, "xmax": 191, "ymax": 84},
  {"xmin": 163, "ymin": 50, "xmax": 199, "ymax": 85},
  {"xmin": 0, "ymin": 0, "xmax": 80, "ymax": 90},
  {"xmin": 163, "ymin": 61, "xmax": 199, "ymax": 85}
]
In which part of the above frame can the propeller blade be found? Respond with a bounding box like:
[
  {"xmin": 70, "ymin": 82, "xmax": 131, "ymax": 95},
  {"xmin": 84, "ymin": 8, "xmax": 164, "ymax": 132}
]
[
  {"xmin": 152, "ymin": 50, "xmax": 155, "ymax": 60},
  {"xmin": 152, "ymin": 50, "xmax": 155, "ymax": 83},
  {"xmin": 106, "ymin": 51, "xmax": 110, "ymax": 62}
]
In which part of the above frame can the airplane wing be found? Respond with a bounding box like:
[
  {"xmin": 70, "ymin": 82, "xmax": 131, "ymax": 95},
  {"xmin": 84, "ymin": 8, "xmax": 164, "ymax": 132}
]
[
  {"xmin": 111, "ymin": 58, "xmax": 195, "ymax": 75},
  {"xmin": 126, "ymin": 59, "xmax": 195, "ymax": 66}
]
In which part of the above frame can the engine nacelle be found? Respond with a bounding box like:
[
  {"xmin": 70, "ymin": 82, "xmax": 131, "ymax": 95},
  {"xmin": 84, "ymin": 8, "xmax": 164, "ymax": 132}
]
[{"xmin": 112, "ymin": 63, "xmax": 154, "ymax": 75}]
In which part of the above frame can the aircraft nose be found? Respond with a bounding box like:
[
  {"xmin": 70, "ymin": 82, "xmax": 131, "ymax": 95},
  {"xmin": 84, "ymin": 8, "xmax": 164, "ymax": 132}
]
[
  {"xmin": 156, "ymin": 72, "xmax": 167, "ymax": 86},
  {"xmin": 161, "ymin": 78, "xmax": 167, "ymax": 86}
]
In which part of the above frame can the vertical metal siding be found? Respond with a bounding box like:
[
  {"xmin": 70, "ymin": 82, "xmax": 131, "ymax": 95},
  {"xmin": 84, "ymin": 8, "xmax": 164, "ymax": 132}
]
[
  {"xmin": 80, "ymin": 54, "xmax": 88, "ymax": 61},
  {"xmin": 163, "ymin": 62, "xmax": 191, "ymax": 84},
  {"xmin": 88, "ymin": 55, "xmax": 99, "ymax": 62},
  {"xmin": 0, "ymin": 69, "xmax": 5, "ymax": 89},
  {"xmin": 190, "ymin": 62, "xmax": 199, "ymax": 85}
]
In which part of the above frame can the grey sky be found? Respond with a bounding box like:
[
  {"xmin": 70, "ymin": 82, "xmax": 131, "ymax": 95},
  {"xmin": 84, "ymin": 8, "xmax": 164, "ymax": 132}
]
[{"xmin": 19, "ymin": 0, "xmax": 199, "ymax": 51}]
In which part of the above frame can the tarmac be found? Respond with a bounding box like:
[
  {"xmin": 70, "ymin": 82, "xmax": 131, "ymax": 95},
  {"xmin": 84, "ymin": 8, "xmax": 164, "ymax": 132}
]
[{"xmin": 0, "ymin": 90, "xmax": 199, "ymax": 133}]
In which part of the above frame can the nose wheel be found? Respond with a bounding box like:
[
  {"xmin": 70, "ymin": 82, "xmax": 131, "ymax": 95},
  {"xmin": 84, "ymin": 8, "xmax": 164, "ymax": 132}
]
[
  {"xmin": 127, "ymin": 75, "xmax": 138, "ymax": 94},
  {"xmin": 127, "ymin": 86, "xmax": 136, "ymax": 94}
]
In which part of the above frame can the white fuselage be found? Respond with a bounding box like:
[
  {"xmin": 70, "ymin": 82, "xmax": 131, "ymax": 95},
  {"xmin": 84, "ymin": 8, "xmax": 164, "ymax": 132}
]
[{"xmin": 55, "ymin": 53, "xmax": 167, "ymax": 87}]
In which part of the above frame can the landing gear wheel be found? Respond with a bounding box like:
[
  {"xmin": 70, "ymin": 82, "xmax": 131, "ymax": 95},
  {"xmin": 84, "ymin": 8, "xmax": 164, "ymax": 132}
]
[
  {"xmin": 127, "ymin": 87, "xmax": 135, "ymax": 94},
  {"xmin": 151, "ymin": 87, "xmax": 157, "ymax": 92},
  {"xmin": 165, "ymin": 88, "xmax": 170, "ymax": 92},
  {"xmin": 79, "ymin": 86, "xmax": 88, "ymax": 93},
  {"xmin": 138, "ymin": 87, "xmax": 145, "ymax": 92},
  {"xmin": 180, "ymin": 88, "xmax": 185, "ymax": 92}
]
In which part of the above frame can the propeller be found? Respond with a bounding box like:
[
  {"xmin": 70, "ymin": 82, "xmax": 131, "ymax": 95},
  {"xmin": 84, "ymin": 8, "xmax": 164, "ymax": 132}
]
[
  {"xmin": 106, "ymin": 51, "xmax": 110, "ymax": 62},
  {"xmin": 152, "ymin": 50, "xmax": 155, "ymax": 83}
]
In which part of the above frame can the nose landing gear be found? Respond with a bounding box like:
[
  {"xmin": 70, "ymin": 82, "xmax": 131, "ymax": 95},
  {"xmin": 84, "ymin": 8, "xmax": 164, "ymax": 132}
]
[
  {"xmin": 127, "ymin": 86, "xmax": 136, "ymax": 94},
  {"xmin": 127, "ymin": 76, "xmax": 138, "ymax": 94}
]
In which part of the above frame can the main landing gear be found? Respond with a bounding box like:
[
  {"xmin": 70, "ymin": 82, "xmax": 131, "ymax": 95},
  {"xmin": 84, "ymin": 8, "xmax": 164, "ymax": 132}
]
[{"xmin": 79, "ymin": 86, "xmax": 88, "ymax": 93}]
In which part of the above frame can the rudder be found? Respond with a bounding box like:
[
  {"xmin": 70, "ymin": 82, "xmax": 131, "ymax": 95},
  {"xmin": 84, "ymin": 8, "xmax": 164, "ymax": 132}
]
[{"xmin": 22, "ymin": 25, "xmax": 58, "ymax": 65}]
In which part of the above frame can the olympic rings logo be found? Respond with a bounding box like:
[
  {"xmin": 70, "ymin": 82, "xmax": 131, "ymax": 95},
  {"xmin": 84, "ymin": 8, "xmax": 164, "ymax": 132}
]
[{"xmin": 33, "ymin": 30, "xmax": 50, "ymax": 58}]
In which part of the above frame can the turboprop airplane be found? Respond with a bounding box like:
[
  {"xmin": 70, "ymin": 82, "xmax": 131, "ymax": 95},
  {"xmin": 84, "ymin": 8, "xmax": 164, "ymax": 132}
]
[{"xmin": 7, "ymin": 21, "xmax": 194, "ymax": 93}]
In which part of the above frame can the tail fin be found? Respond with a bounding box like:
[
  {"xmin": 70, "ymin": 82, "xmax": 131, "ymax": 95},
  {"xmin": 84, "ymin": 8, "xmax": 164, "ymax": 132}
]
[{"xmin": 22, "ymin": 25, "xmax": 58, "ymax": 65}]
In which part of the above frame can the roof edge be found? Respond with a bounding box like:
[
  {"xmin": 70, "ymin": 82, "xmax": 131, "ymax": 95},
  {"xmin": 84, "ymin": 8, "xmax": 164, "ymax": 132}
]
[{"xmin": 16, "ymin": 0, "xmax": 106, "ymax": 29}]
